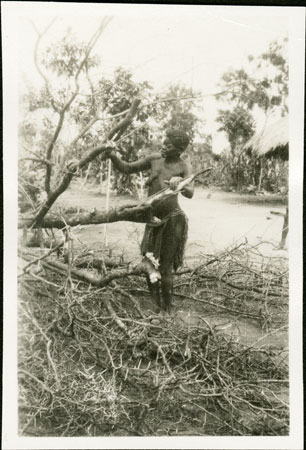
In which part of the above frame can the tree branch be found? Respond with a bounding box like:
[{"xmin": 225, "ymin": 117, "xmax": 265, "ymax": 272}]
[
  {"xmin": 20, "ymin": 251, "xmax": 149, "ymax": 287},
  {"xmin": 43, "ymin": 19, "xmax": 112, "ymax": 195},
  {"xmin": 31, "ymin": 18, "xmax": 59, "ymax": 113},
  {"xmin": 19, "ymin": 157, "xmax": 53, "ymax": 167},
  {"xmin": 31, "ymin": 98, "xmax": 141, "ymax": 228}
]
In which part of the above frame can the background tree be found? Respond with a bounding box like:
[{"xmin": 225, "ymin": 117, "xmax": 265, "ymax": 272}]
[
  {"xmin": 69, "ymin": 66, "xmax": 154, "ymax": 195},
  {"xmin": 216, "ymin": 37, "xmax": 288, "ymax": 115},
  {"xmin": 216, "ymin": 107, "xmax": 255, "ymax": 151},
  {"xmin": 215, "ymin": 37, "xmax": 288, "ymax": 192},
  {"xmin": 216, "ymin": 107, "xmax": 255, "ymax": 191},
  {"xmin": 153, "ymin": 83, "xmax": 202, "ymax": 144},
  {"xmin": 188, "ymin": 135, "xmax": 221, "ymax": 186}
]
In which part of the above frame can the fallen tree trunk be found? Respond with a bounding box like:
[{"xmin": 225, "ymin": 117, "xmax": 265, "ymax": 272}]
[
  {"xmin": 19, "ymin": 168, "xmax": 212, "ymax": 229},
  {"xmin": 19, "ymin": 203, "xmax": 153, "ymax": 229}
]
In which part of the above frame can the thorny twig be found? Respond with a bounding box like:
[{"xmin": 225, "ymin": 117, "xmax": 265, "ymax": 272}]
[{"xmin": 18, "ymin": 241, "xmax": 289, "ymax": 436}]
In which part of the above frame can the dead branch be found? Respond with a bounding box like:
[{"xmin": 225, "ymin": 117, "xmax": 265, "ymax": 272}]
[
  {"xmin": 18, "ymin": 241, "xmax": 288, "ymax": 436},
  {"xmin": 20, "ymin": 250, "xmax": 149, "ymax": 287},
  {"xmin": 18, "ymin": 243, "xmax": 63, "ymax": 277},
  {"xmin": 104, "ymin": 297, "xmax": 129, "ymax": 335},
  {"xmin": 19, "ymin": 200, "xmax": 151, "ymax": 229},
  {"xmin": 20, "ymin": 303, "xmax": 60, "ymax": 386},
  {"xmin": 75, "ymin": 257, "xmax": 124, "ymax": 270},
  {"xmin": 110, "ymin": 282, "xmax": 145, "ymax": 318},
  {"xmin": 19, "ymin": 369, "xmax": 54, "ymax": 395}
]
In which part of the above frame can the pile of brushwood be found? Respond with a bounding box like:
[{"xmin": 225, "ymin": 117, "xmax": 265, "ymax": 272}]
[{"xmin": 18, "ymin": 241, "xmax": 289, "ymax": 436}]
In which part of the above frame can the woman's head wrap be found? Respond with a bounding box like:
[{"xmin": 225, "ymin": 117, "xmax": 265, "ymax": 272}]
[{"xmin": 166, "ymin": 129, "xmax": 190, "ymax": 150}]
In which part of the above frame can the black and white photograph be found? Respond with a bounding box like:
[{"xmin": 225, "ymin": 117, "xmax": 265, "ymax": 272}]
[{"xmin": 2, "ymin": 2, "xmax": 304, "ymax": 449}]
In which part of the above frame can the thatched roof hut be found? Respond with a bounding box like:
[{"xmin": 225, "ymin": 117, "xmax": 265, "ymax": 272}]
[{"xmin": 244, "ymin": 116, "xmax": 288, "ymax": 160}]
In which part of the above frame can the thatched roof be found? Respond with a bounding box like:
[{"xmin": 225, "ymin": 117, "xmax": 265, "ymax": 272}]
[{"xmin": 244, "ymin": 116, "xmax": 288, "ymax": 158}]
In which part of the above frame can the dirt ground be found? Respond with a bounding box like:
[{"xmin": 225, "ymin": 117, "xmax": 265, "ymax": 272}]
[{"xmin": 58, "ymin": 183, "xmax": 288, "ymax": 350}]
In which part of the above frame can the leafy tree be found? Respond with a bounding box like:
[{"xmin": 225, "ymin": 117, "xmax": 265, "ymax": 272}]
[
  {"xmin": 257, "ymin": 37, "xmax": 288, "ymax": 115},
  {"xmin": 188, "ymin": 135, "xmax": 220, "ymax": 186},
  {"xmin": 41, "ymin": 28, "xmax": 99, "ymax": 78},
  {"xmin": 215, "ymin": 106, "xmax": 255, "ymax": 191},
  {"xmin": 216, "ymin": 37, "xmax": 288, "ymax": 115},
  {"xmin": 67, "ymin": 66, "xmax": 155, "ymax": 195},
  {"xmin": 215, "ymin": 37, "xmax": 288, "ymax": 192},
  {"xmin": 18, "ymin": 25, "xmax": 105, "ymax": 210},
  {"xmin": 216, "ymin": 106, "xmax": 255, "ymax": 152},
  {"xmin": 19, "ymin": 26, "xmax": 156, "ymax": 203},
  {"xmin": 154, "ymin": 83, "xmax": 202, "ymax": 144}
]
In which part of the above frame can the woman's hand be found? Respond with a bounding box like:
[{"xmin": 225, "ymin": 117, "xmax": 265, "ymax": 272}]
[{"xmin": 166, "ymin": 176, "xmax": 183, "ymax": 190}]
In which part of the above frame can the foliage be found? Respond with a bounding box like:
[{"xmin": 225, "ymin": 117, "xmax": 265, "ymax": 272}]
[
  {"xmin": 187, "ymin": 136, "xmax": 220, "ymax": 186},
  {"xmin": 216, "ymin": 106, "xmax": 255, "ymax": 151},
  {"xmin": 218, "ymin": 150, "xmax": 256, "ymax": 192},
  {"xmin": 215, "ymin": 37, "xmax": 288, "ymax": 192},
  {"xmin": 215, "ymin": 107, "xmax": 255, "ymax": 191},
  {"xmin": 259, "ymin": 38, "xmax": 288, "ymax": 114},
  {"xmin": 216, "ymin": 37, "xmax": 288, "ymax": 115},
  {"xmin": 216, "ymin": 150, "xmax": 288, "ymax": 194},
  {"xmin": 41, "ymin": 28, "xmax": 99, "ymax": 78},
  {"xmin": 153, "ymin": 83, "xmax": 202, "ymax": 144},
  {"xmin": 68, "ymin": 66, "xmax": 155, "ymax": 195},
  {"xmin": 258, "ymin": 157, "xmax": 288, "ymax": 194}
]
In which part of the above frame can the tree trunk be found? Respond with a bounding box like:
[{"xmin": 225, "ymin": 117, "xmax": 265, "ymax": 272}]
[
  {"xmin": 258, "ymin": 158, "xmax": 263, "ymax": 191},
  {"xmin": 19, "ymin": 203, "xmax": 153, "ymax": 229},
  {"xmin": 19, "ymin": 168, "xmax": 211, "ymax": 230}
]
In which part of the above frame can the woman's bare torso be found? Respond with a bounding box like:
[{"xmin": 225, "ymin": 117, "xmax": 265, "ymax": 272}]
[{"xmin": 146, "ymin": 157, "xmax": 186, "ymax": 218}]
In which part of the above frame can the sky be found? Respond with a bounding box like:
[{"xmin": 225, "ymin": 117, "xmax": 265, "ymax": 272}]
[{"xmin": 15, "ymin": 2, "xmax": 290, "ymax": 152}]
